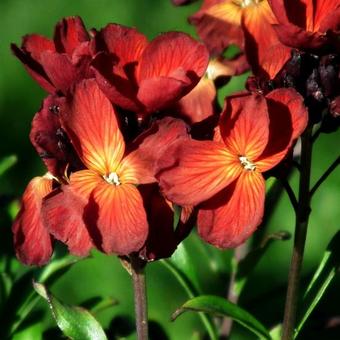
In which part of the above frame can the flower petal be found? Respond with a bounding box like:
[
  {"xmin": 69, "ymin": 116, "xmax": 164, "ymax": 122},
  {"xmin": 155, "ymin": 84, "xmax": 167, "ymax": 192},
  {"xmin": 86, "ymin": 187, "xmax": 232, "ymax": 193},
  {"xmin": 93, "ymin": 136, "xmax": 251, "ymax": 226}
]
[
  {"xmin": 42, "ymin": 185, "xmax": 94, "ymax": 257},
  {"xmin": 157, "ymin": 139, "xmax": 242, "ymax": 206},
  {"xmin": 95, "ymin": 23, "xmax": 147, "ymax": 65},
  {"xmin": 136, "ymin": 32, "xmax": 209, "ymax": 111},
  {"xmin": 12, "ymin": 176, "xmax": 53, "ymax": 266},
  {"xmin": 53, "ymin": 16, "xmax": 89, "ymax": 55},
  {"xmin": 120, "ymin": 117, "xmax": 190, "ymax": 184},
  {"xmin": 198, "ymin": 170, "xmax": 265, "ymax": 248},
  {"xmin": 85, "ymin": 182, "xmax": 148, "ymax": 255},
  {"xmin": 61, "ymin": 79, "xmax": 125, "ymax": 175},
  {"xmin": 220, "ymin": 93, "xmax": 270, "ymax": 160},
  {"xmin": 256, "ymin": 88, "xmax": 308, "ymax": 172},
  {"xmin": 40, "ymin": 51, "xmax": 79, "ymax": 94}
]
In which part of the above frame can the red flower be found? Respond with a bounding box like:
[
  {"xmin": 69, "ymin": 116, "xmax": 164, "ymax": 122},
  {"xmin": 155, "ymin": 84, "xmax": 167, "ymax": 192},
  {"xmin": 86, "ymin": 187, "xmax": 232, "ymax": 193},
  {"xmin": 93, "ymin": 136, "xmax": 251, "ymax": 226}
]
[
  {"xmin": 189, "ymin": 0, "xmax": 291, "ymax": 78},
  {"xmin": 40, "ymin": 79, "xmax": 190, "ymax": 256},
  {"xmin": 92, "ymin": 25, "xmax": 209, "ymax": 118},
  {"xmin": 12, "ymin": 175, "xmax": 54, "ymax": 265},
  {"xmin": 157, "ymin": 89, "xmax": 308, "ymax": 248},
  {"xmin": 269, "ymin": 0, "xmax": 340, "ymax": 51},
  {"xmin": 11, "ymin": 16, "xmax": 94, "ymax": 94}
]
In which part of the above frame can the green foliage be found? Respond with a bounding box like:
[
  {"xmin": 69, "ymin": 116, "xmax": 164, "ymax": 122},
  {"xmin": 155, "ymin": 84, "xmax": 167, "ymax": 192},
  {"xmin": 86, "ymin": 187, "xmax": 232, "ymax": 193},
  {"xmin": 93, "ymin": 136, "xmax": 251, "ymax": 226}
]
[
  {"xmin": 34, "ymin": 282, "xmax": 107, "ymax": 340},
  {"xmin": 172, "ymin": 295, "xmax": 272, "ymax": 339}
]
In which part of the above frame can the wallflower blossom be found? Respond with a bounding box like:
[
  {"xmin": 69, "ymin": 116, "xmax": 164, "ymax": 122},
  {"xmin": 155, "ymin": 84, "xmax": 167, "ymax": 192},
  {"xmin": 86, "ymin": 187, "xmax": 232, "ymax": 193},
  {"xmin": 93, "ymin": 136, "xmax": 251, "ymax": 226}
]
[
  {"xmin": 157, "ymin": 89, "xmax": 308, "ymax": 248},
  {"xmin": 189, "ymin": 0, "xmax": 291, "ymax": 78},
  {"xmin": 11, "ymin": 16, "xmax": 94, "ymax": 94},
  {"xmin": 92, "ymin": 25, "xmax": 209, "ymax": 119},
  {"xmin": 269, "ymin": 0, "xmax": 340, "ymax": 51},
  {"xmin": 40, "ymin": 79, "xmax": 191, "ymax": 257}
]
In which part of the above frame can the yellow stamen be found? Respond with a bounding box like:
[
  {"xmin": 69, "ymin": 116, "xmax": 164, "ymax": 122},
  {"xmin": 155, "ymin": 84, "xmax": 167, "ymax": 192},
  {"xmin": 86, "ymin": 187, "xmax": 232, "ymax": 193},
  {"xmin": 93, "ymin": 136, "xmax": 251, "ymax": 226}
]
[
  {"xmin": 104, "ymin": 172, "xmax": 121, "ymax": 186},
  {"xmin": 239, "ymin": 156, "xmax": 256, "ymax": 171}
]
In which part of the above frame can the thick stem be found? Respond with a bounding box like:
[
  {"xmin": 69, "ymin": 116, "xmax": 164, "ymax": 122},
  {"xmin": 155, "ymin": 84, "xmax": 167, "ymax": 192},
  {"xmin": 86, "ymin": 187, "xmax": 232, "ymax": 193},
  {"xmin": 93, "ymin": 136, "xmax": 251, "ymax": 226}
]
[
  {"xmin": 131, "ymin": 255, "xmax": 148, "ymax": 340},
  {"xmin": 282, "ymin": 126, "xmax": 313, "ymax": 340}
]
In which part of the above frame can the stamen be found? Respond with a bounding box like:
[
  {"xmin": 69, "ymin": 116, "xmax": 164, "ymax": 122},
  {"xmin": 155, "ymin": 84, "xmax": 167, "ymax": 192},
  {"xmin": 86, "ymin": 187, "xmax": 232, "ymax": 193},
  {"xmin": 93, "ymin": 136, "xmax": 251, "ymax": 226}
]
[
  {"xmin": 104, "ymin": 172, "xmax": 121, "ymax": 186},
  {"xmin": 239, "ymin": 156, "xmax": 256, "ymax": 171}
]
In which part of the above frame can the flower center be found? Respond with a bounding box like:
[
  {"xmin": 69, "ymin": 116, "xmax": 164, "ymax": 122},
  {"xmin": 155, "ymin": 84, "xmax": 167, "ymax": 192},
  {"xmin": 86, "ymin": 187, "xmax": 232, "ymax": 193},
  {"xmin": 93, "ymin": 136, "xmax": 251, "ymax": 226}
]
[
  {"xmin": 103, "ymin": 172, "xmax": 121, "ymax": 186},
  {"xmin": 237, "ymin": 0, "xmax": 261, "ymax": 8},
  {"xmin": 239, "ymin": 156, "xmax": 256, "ymax": 171}
]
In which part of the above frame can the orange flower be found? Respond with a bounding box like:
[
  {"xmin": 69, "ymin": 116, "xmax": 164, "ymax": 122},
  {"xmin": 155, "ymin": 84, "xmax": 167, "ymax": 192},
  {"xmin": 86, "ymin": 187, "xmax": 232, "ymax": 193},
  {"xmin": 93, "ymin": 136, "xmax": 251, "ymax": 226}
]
[
  {"xmin": 157, "ymin": 89, "xmax": 308, "ymax": 248},
  {"xmin": 190, "ymin": 0, "xmax": 291, "ymax": 78}
]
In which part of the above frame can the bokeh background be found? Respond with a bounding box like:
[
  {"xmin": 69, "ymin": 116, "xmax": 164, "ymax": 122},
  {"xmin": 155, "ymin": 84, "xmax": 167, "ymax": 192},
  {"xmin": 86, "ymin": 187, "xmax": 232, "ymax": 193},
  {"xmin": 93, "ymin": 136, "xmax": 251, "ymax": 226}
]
[{"xmin": 0, "ymin": 0, "xmax": 339, "ymax": 339}]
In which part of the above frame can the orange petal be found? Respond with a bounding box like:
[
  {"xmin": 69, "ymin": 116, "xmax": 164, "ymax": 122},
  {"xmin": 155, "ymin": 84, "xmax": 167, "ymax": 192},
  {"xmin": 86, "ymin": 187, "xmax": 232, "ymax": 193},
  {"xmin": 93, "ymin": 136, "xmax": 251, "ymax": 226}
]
[
  {"xmin": 69, "ymin": 169, "xmax": 103, "ymax": 197},
  {"xmin": 42, "ymin": 185, "xmax": 94, "ymax": 257},
  {"xmin": 256, "ymin": 88, "xmax": 308, "ymax": 172},
  {"xmin": 220, "ymin": 93, "xmax": 270, "ymax": 160},
  {"xmin": 61, "ymin": 79, "xmax": 125, "ymax": 175},
  {"xmin": 157, "ymin": 139, "xmax": 242, "ymax": 206},
  {"xmin": 12, "ymin": 176, "xmax": 53, "ymax": 265},
  {"xmin": 85, "ymin": 182, "xmax": 148, "ymax": 255},
  {"xmin": 198, "ymin": 170, "xmax": 265, "ymax": 248}
]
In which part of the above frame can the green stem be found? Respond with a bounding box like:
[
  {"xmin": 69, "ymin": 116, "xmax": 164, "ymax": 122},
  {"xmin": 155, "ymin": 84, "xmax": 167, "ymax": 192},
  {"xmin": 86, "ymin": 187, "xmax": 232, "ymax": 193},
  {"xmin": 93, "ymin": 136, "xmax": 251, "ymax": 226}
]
[
  {"xmin": 282, "ymin": 126, "xmax": 313, "ymax": 340},
  {"xmin": 131, "ymin": 255, "xmax": 148, "ymax": 340}
]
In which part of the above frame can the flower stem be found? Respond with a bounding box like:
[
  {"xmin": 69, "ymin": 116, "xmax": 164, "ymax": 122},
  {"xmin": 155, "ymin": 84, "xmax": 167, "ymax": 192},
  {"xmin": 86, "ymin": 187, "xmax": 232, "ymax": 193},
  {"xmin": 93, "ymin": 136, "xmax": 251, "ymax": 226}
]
[
  {"xmin": 130, "ymin": 255, "xmax": 148, "ymax": 340},
  {"xmin": 282, "ymin": 126, "xmax": 313, "ymax": 340}
]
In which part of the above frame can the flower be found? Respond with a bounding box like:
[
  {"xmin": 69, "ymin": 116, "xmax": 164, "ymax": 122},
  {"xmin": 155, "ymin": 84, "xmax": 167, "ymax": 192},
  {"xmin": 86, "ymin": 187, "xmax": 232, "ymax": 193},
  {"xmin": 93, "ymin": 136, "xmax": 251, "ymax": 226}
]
[
  {"xmin": 91, "ymin": 25, "xmax": 209, "ymax": 119},
  {"xmin": 269, "ymin": 0, "xmax": 340, "ymax": 51},
  {"xmin": 12, "ymin": 175, "xmax": 54, "ymax": 265},
  {"xmin": 157, "ymin": 89, "xmax": 308, "ymax": 248},
  {"xmin": 189, "ymin": 0, "xmax": 291, "ymax": 78},
  {"xmin": 40, "ymin": 79, "xmax": 190, "ymax": 256},
  {"xmin": 11, "ymin": 16, "xmax": 94, "ymax": 94}
]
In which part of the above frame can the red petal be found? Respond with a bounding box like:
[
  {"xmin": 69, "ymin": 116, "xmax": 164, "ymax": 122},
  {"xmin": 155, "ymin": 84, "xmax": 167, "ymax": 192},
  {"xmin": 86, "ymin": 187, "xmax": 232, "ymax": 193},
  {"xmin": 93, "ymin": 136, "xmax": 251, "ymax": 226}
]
[
  {"xmin": 11, "ymin": 43, "xmax": 56, "ymax": 93},
  {"xmin": 85, "ymin": 182, "xmax": 148, "ymax": 255},
  {"xmin": 22, "ymin": 34, "xmax": 55, "ymax": 62},
  {"xmin": 157, "ymin": 139, "xmax": 242, "ymax": 206},
  {"xmin": 198, "ymin": 170, "xmax": 265, "ymax": 248},
  {"xmin": 136, "ymin": 32, "xmax": 209, "ymax": 111},
  {"xmin": 256, "ymin": 88, "xmax": 308, "ymax": 171},
  {"xmin": 42, "ymin": 185, "xmax": 94, "ymax": 257},
  {"xmin": 54, "ymin": 16, "xmax": 89, "ymax": 55},
  {"xmin": 189, "ymin": 0, "xmax": 244, "ymax": 55},
  {"xmin": 40, "ymin": 51, "xmax": 79, "ymax": 94},
  {"xmin": 61, "ymin": 79, "xmax": 125, "ymax": 174},
  {"xmin": 220, "ymin": 93, "xmax": 270, "ymax": 160},
  {"xmin": 12, "ymin": 176, "xmax": 53, "ymax": 265},
  {"xmin": 92, "ymin": 52, "xmax": 144, "ymax": 112},
  {"xmin": 175, "ymin": 77, "xmax": 217, "ymax": 124},
  {"xmin": 95, "ymin": 24, "xmax": 147, "ymax": 65},
  {"xmin": 122, "ymin": 117, "xmax": 190, "ymax": 184},
  {"xmin": 241, "ymin": 1, "xmax": 290, "ymax": 78}
]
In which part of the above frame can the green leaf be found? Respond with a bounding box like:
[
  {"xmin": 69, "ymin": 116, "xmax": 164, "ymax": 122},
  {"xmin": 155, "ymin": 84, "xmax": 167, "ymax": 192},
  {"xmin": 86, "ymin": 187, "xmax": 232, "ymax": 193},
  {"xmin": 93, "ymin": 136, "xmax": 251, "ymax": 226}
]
[
  {"xmin": 34, "ymin": 282, "xmax": 107, "ymax": 340},
  {"xmin": 172, "ymin": 295, "xmax": 272, "ymax": 340},
  {"xmin": 173, "ymin": 204, "xmax": 182, "ymax": 230},
  {"xmin": 0, "ymin": 155, "xmax": 17, "ymax": 177},
  {"xmin": 294, "ymin": 231, "xmax": 340, "ymax": 338},
  {"xmin": 161, "ymin": 258, "xmax": 218, "ymax": 340},
  {"xmin": 3, "ymin": 254, "xmax": 81, "ymax": 338}
]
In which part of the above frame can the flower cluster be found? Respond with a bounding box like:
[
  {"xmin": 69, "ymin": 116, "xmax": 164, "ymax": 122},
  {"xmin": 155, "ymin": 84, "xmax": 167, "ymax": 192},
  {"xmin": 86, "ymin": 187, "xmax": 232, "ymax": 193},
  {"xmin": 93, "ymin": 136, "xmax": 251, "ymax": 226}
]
[{"xmin": 13, "ymin": 0, "xmax": 340, "ymax": 266}]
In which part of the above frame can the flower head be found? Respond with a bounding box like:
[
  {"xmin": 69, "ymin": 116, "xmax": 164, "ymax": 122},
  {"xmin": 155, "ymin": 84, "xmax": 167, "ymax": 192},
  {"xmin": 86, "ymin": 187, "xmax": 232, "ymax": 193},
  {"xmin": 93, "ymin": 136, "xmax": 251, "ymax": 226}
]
[{"xmin": 157, "ymin": 89, "xmax": 308, "ymax": 247}]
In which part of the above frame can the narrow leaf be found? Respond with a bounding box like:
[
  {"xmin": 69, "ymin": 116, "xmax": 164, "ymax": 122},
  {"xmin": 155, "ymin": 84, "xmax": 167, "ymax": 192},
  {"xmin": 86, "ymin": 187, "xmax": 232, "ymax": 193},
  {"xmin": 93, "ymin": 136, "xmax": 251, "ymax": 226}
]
[
  {"xmin": 0, "ymin": 155, "xmax": 17, "ymax": 177},
  {"xmin": 33, "ymin": 282, "xmax": 107, "ymax": 340},
  {"xmin": 295, "ymin": 231, "xmax": 340, "ymax": 338},
  {"xmin": 172, "ymin": 295, "xmax": 271, "ymax": 340}
]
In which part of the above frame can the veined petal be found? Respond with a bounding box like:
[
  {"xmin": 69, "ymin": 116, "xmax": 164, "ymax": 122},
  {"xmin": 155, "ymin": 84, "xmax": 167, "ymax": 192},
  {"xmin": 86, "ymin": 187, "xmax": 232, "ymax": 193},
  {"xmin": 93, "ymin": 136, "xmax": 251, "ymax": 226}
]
[
  {"xmin": 61, "ymin": 79, "xmax": 125, "ymax": 175},
  {"xmin": 69, "ymin": 169, "xmax": 103, "ymax": 197},
  {"xmin": 95, "ymin": 23, "xmax": 147, "ymax": 65},
  {"xmin": 85, "ymin": 182, "xmax": 148, "ymax": 255},
  {"xmin": 198, "ymin": 170, "xmax": 265, "ymax": 248},
  {"xmin": 220, "ymin": 93, "xmax": 270, "ymax": 160},
  {"xmin": 12, "ymin": 176, "xmax": 53, "ymax": 265},
  {"xmin": 256, "ymin": 88, "xmax": 308, "ymax": 172},
  {"xmin": 157, "ymin": 139, "xmax": 242, "ymax": 206},
  {"xmin": 121, "ymin": 117, "xmax": 190, "ymax": 184},
  {"xmin": 42, "ymin": 185, "xmax": 94, "ymax": 257},
  {"xmin": 53, "ymin": 16, "xmax": 89, "ymax": 55}
]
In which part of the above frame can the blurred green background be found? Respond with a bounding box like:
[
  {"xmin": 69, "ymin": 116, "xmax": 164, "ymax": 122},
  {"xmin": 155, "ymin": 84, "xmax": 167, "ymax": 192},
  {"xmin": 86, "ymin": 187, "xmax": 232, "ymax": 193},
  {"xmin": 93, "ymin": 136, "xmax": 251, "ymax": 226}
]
[{"xmin": 0, "ymin": 0, "xmax": 339, "ymax": 339}]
